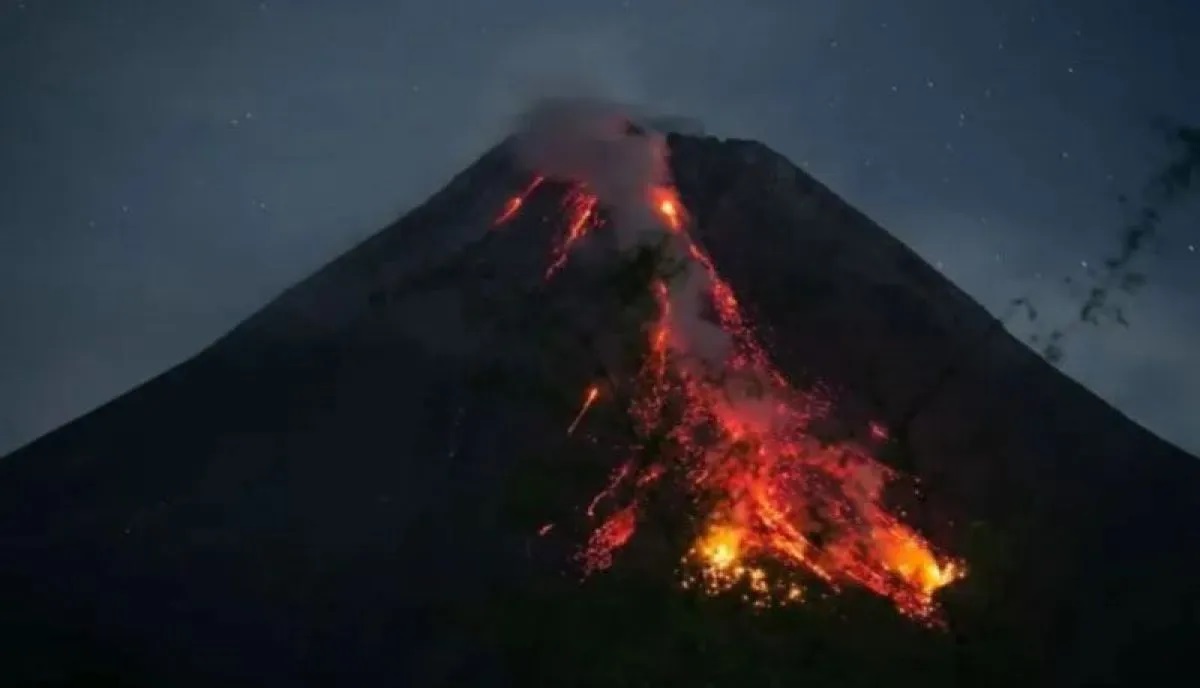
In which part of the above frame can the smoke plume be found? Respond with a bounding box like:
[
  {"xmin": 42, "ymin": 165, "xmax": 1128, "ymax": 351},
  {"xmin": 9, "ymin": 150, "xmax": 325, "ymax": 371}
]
[{"xmin": 510, "ymin": 97, "xmax": 732, "ymax": 368}]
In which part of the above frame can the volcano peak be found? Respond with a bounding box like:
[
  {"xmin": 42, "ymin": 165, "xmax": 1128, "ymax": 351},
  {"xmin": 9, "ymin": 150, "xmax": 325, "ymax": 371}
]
[{"xmin": 1, "ymin": 125, "xmax": 1197, "ymax": 688}]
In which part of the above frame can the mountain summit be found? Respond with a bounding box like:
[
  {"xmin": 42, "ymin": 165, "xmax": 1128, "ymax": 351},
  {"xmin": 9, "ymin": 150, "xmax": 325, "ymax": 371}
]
[{"xmin": 2, "ymin": 101, "xmax": 1197, "ymax": 687}]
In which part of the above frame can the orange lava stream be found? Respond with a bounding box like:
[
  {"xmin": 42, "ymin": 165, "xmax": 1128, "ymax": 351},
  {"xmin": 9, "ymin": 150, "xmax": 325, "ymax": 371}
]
[
  {"xmin": 494, "ymin": 175, "xmax": 545, "ymax": 227},
  {"xmin": 545, "ymin": 187, "xmax": 600, "ymax": 280},
  {"xmin": 498, "ymin": 174, "xmax": 964, "ymax": 622}
]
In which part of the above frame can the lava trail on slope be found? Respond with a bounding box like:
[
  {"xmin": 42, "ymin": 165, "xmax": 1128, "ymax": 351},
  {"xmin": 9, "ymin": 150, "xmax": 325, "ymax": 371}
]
[{"xmin": 494, "ymin": 106, "xmax": 963, "ymax": 622}]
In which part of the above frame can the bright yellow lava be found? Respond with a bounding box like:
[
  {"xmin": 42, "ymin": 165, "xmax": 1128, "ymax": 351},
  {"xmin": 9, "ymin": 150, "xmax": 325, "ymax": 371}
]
[{"xmin": 698, "ymin": 524, "xmax": 742, "ymax": 569}]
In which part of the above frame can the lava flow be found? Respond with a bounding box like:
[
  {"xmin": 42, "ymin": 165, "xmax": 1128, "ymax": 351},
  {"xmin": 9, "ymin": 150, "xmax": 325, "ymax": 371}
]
[
  {"xmin": 496, "ymin": 143, "xmax": 963, "ymax": 622},
  {"xmin": 493, "ymin": 175, "xmax": 544, "ymax": 227},
  {"xmin": 545, "ymin": 186, "xmax": 600, "ymax": 279}
]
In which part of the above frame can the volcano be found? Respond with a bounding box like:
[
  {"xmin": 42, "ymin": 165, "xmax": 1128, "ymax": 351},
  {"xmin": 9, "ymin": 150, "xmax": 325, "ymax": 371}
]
[{"xmin": 2, "ymin": 105, "xmax": 1198, "ymax": 688}]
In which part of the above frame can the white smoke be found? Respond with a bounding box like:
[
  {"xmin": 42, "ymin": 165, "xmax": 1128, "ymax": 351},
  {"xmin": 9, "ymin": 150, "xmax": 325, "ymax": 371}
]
[
  {"xmin": 511, "ymin": 97, "xmax": 667, "ymax": 248},
  {"xmin": 663, "ymin": 257, "xmax": 731, "ymax": 367},
  {"xmin": 509, "ymin": 97, "xmax": 732, "ymax": 369}
]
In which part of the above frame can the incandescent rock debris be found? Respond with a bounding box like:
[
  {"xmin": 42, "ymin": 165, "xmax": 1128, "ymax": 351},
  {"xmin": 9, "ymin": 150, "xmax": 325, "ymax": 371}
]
[{"xmin": 1, "ymin": 101, "xmax": 1197, "ymax": 688}]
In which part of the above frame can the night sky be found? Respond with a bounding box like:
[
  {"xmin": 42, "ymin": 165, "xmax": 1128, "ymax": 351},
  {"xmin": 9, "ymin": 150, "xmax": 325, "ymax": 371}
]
[{"xmin": 1, "ymin": 0, "xmax": 1197, "ymax": 456}]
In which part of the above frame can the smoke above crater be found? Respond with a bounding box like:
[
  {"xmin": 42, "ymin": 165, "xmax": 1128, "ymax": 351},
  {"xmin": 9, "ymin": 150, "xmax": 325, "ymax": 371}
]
[
  {"xmin": 508, "ymin": 96, "xmax": 732, "ymax": 367},
  {"xmin": 495, "ymin": 96, "xmax": 964, "ymax": 621}
]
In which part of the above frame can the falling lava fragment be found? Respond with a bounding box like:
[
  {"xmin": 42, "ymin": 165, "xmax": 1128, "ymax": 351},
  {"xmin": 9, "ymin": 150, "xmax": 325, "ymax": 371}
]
[
  {"xmin": 494, "ymin": 175, "xmax": 544, "ymax": 227},
  {"xmin": 501, "ymin": 148, "xmax": 964, "ymax": 622},
  {"xmin": 566, "ymin": 385, "xmax": 600, "ymax": 436}
]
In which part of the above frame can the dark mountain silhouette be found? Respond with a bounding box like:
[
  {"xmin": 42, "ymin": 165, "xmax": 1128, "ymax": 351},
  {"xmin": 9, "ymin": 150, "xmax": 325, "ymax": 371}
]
[{"xmin": 1, "ymin": 126, "xmax": 1198, "ymax": 688}]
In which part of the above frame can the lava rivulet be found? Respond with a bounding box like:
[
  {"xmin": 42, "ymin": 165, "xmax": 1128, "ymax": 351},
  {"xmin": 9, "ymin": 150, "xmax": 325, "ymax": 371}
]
[
  {"xmin": 545, "ymin": 187, "xmax": 600, "ymax": 280},
  {"xmin": 493, "ymin": 175, "xmax": 544, "ymax": 227},
  {"xmin": 496, "ymin": 146, "xmax": 963, "ymax": 622}
]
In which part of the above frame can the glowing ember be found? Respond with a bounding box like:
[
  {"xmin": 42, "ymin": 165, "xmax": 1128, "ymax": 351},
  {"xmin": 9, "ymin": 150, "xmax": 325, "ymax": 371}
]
[
  {"xmin": 501, "ymin": 151, "xmax": 964, "ymax": 621},
  {"xmin": 681, "ymin": 523, "xmax": 803, "ymax": 609},
  {"xmin": 869, "ymin": 421, "xmax": 889, "ymax": 441},
  {"xmin": 578, "ymin": 504, "xmax": 638, "ymax": 576},
  {"xmin": 567, "ymin": 385, "xmax": 601, "ymax": 436}
]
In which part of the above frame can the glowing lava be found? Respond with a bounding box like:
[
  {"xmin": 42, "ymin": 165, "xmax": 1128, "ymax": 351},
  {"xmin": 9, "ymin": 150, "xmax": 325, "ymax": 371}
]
[
  {"xmin": 567, "ymin": 385, "xmax": 600, "ymax": 436},
  {"xmin": 498, "ymin": 155, "xmax": 964, "ymax": 621},
  {"xmin": 698, "ymin": 524, "xmax": 742, "ymax": 569},
  {"xmin": 546, "ymin": 187, "xmax": 601, "ymax": 280},
  {"xmin": 648, "ymin": 185, "xmax": 685, "ymax": 232},
  {"xmin": 494, "ymin": 175, "xmax": 544, "ymax": 226}
]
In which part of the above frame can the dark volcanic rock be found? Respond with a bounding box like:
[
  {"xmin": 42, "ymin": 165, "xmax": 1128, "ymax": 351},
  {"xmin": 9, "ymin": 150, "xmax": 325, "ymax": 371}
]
[
  {"xmin": 668, "ymin": 134, "xmax": 1200, "ymax": 685},
  {"xmin": 1, "ymin": 133, "xmax": 1197, "ymax": 688}
]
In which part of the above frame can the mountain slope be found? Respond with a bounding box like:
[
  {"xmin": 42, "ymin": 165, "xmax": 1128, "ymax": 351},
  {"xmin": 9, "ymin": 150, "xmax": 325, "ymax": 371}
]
[
  {"xmin": 668, "ymin": 133, "xmax": 1200, "ymax": 684},
  {"xmin": 1, "ymin": 119, "xmax": 1197, "ymax": 687}
]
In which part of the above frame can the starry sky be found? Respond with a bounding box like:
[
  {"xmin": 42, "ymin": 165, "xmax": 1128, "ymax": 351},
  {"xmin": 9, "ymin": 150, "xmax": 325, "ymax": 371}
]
[{"xmin": 1, "ymin": 0, "xmax": 1197, "ymax": 456}]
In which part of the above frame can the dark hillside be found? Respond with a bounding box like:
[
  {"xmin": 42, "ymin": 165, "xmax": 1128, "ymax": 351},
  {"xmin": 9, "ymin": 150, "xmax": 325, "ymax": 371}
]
[{"xmin": 1, "ymin": 128, "xmax": 1196, "ymax": 687}]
